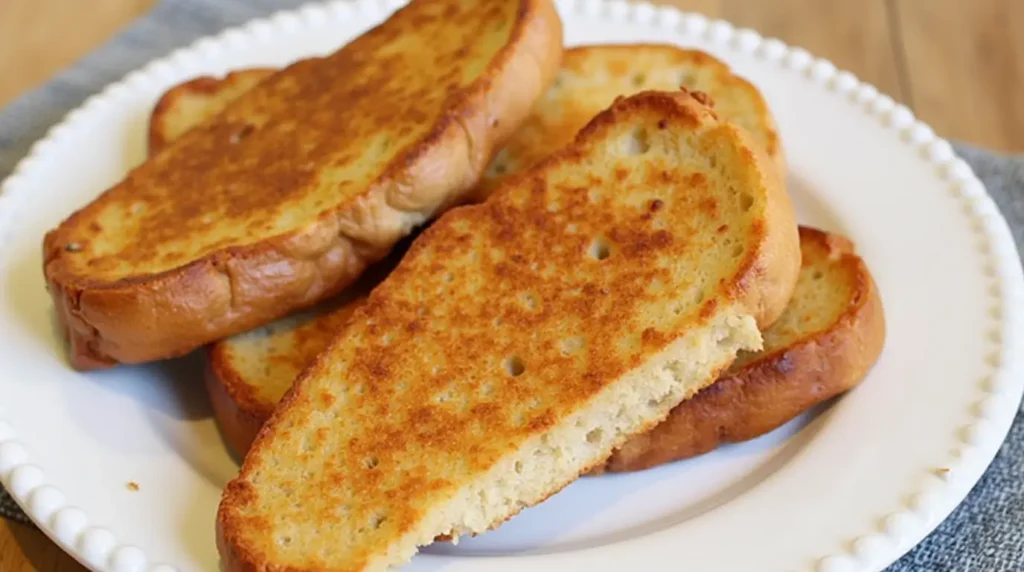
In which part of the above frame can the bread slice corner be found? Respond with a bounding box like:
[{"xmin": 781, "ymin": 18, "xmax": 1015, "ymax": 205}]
[
  {"xmin": 149, "ymin": 68, "xmax": 275, "ymax": 154},
  {"xmin": 595, "ymin": 225, "xmax": 886, "ymax": 473}
]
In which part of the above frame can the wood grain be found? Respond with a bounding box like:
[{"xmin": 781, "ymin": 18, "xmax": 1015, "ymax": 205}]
[
  {"xmin": 0, "ymin": 0, "xmax": 153, "ymax": 108},
  {"xmin": 0, "ymin": 521, "xmax": 84, "ymax": 571},
  {"xmin": 895, "ymin": 0, "xmax": 1024, "ymax": 152},
  {"xmin": 0, "ymin": 0, "xmax": 1020, "ymax": 569},
  {"xmin": 722, "ymin": 0, "xmax": 906, "ymax": 103}
]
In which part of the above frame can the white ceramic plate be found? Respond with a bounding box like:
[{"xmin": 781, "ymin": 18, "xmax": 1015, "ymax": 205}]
[{"xmin": 1, "ymin": 1, "xmax": 1022, "ymax": 571}]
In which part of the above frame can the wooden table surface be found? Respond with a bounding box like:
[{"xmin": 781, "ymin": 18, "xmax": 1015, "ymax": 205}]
[{"xmin": 1, "ymin": 0, "xmax": 1021, "ymax": 569}]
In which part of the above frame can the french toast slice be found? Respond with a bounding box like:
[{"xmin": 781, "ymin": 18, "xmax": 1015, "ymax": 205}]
[
  {"xmin": 594, "ymin": 225, "xmax": 886, "ymax": 473},
  {"xmin": 208, "ymin": 224, "xmax": 884, "ymax": 466},
  {"xmin": 146, "ymin": 43, "xmax": 788, "ymax": 455},
  {"xmin": 42, "ymin": 0, "xmax": 564, "ymax": 369},
  {"xmin": 150, "ymin": 44, "xmax": 784, "ymax": 186},
  {"xmin": 216, "ymin": 89, "xmax": 800, "ymax": 571},
  {"xmin": 478, "ymin": 43, "xmax": 786, "ymax": 197}
]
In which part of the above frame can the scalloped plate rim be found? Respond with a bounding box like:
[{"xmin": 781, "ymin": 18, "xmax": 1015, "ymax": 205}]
[{"xmin": 0, "ymin": 1, "xmax": 1022, "ymax": 571}]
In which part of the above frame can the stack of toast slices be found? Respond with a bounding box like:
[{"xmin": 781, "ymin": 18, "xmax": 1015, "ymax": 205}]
[{"xmin": 42, "ymin": 1, "xmax": 886, "ymax": 569}]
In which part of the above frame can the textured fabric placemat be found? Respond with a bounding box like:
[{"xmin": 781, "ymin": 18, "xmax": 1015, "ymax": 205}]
[{"xmin": 1, "ymin": 1, "xmax": 1022, "ymax": 570}]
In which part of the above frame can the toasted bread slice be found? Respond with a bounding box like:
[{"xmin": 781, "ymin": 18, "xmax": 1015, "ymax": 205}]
[
  {"xmin": 210, "ymin": 224, "xmax": 884, "ymax": 465},
  {"xmin": 479, "ymin": 43, "xmax": 786, "ymax": 197},
  {"xmin": 145, "ymin": 43, "xmax": 786, "ymax": 455},
  {"xmin": 42, "ymin": 0, "xmax": 564, "ymax": 369},
  {"xmin": 216, "ymin": 89, "xmax": 800, "ymax": 571},
  {"xmin": 209, "ymin": 224, "xmax": 885, "ymax": 468},
  {"xmin": 148, "ymin": 68, "xmax": 274, "ymax": 154},
  {"xmin": 160, "ymin": 45, "xmax": 785, "ymax": 196},
  {"xmin": 593, "ymin": 225, "xmax": 886, "ymax": 473}
]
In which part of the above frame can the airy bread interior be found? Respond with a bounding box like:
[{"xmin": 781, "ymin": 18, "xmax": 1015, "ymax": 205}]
[{"xmin": 373, "ymin": 311, "xmax": 760, "ymax": 566}]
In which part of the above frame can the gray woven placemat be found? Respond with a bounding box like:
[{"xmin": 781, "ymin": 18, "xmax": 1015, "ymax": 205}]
[{"xmin": 1, "ymin": 1, "xmax": 1022, "ymax": 570}]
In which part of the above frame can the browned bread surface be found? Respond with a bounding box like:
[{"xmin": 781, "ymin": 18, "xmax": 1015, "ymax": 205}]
[
  {"xmin": 151, "ymin": 44, "xmax": 785, "ymax": 199},
  {"xmin": 146, "ymin": 43, "xmax": 789, "ymax": 453},
  {"xmin": 206, "ymin": 295, "xmax": 366, "ymax": 457},
  {"xmin": 593, "ymin": 225, "xmax": 886, "ymax": 473},
  {"xmin": 208, "ymin": 223, "xmax": 887, "ymax": 470},
  {"xmin": 42, "ymin": 0, "xmax": 564, "ymax": 369},
  {"xmin": 216, "ymin": 89, "xmax": 800, "ymax": 571},
  {"xmin": 148, "ymin": 68, "xmax": 274, "ymax": 154},
  {"xmin": 205, "ymin": 234, "xmax": 419, "ymax": 456},
  {"xmin": 478, "ymin": 43, "xmax": 786, "ymax": 197}
]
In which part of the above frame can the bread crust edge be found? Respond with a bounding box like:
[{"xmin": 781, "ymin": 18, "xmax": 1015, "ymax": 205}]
[{"xmin": 205, "ymin": 345, "xmax": 275, "ymax": 460}]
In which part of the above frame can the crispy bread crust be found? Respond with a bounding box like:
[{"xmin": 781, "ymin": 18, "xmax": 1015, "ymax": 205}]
[
  {"xmin": 43, "ymin": 0, "xmax": 564, "ymax": 370},
  {"xmin": 718, "ymin": 71, "xmax": 786, "ymax": 180},
  {"xmin": 216, "ymin": 88, "xmax": 800, "ymax": 571},
  {"xmin": 206, "ymin": 293, "xmax": 371, "ymax": 457},
  {"xmin": 594, "ymin": 226, "xmax": 886, "ymax": 473},
  {"xmin": 692, "ymin": 88, "xmax": 797, "ymax": 329},
  {"xmin": 148, "ymin": 68, "xmax": 275, "ymax": 154},
  {"xmin": 205, "ymin": 348, "xmax": 274, "ymax": 459}
]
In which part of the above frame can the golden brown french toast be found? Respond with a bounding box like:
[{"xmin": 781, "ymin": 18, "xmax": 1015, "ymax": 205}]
[
  {"xmin": 42, "ymin": 0, "xmax": 564, "ymax": 369},
  {"xmin": 207, "ymin": 224, "xmax": 885, "ymax": 468},
  {"xmin": 148, "ymin": 43, "xmax": 788, "ymax": 455},
  {"xmin": 158, "ymin": 45, "xmax": 784, "ymax": 193},
  {"xmin": 593, "ymin": 225, "xmax": 886, "ymax": 473},
  {"xmin": 478, "ymin": 43, "xmax": 786, "ymax": 197},
  {"xmin": 216, "ymin": 88, "xmax": 800, "ymax": 571}
]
